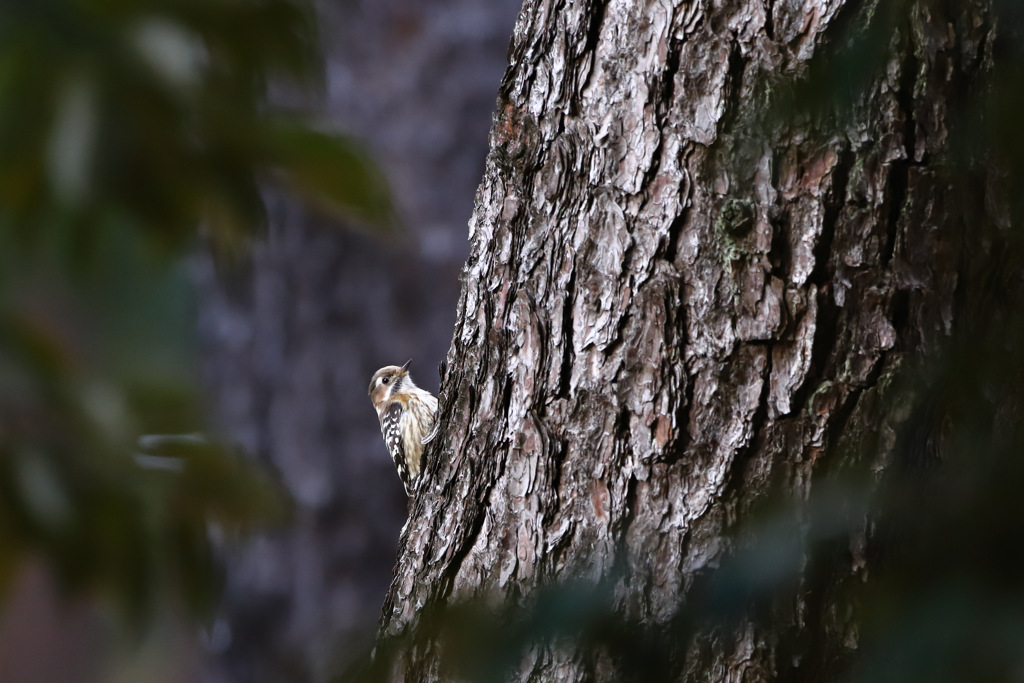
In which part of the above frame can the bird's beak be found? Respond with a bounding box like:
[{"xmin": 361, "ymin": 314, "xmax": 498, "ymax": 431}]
[{"xmin": 401, "ymin": 359, "xmax": 412, "ymax": 374}]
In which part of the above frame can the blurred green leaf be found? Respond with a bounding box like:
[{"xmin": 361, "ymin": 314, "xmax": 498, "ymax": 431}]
[
  {"xmin": 0, "ymin": 0, "xmax": 373, "ymax": 632},
  {"xmin": 267, "ymin": 123, "xmax": 393, "ymax": 228},
  {"xmin": 0, "ymin": 0, "xmax": 390, "ymax": 254}
]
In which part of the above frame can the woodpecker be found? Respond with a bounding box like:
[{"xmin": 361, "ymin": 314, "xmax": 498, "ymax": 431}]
[{"xmin": 368, "ymin": 360, "xmax": 438, "ymax": 495}]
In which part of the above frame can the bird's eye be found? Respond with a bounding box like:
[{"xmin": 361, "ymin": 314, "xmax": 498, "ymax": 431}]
[{"xmin": 382, "ymin": 377, "xmax": 390, "ymax": 384}]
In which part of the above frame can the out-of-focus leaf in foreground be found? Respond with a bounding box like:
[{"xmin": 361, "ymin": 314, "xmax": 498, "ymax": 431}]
[
  {"xmin": 0, "ymin": 0, "xmax": 391, "ymax": 253},
  {"xmin": 267, "ymin": 123, "xmax": 392, "ymax": 228},
  {"xmin": 0, "ymin": 0, "xmax": 381, "ymax": 634},
  {"xmin": 0, "ymin": 222, "xmax": 288, "ymax": 625}
]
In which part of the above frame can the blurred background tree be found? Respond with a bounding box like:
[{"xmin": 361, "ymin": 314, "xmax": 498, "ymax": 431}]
[{"xmin": 194, "ymin": 1, "xmax": 522, "ymax": 682}]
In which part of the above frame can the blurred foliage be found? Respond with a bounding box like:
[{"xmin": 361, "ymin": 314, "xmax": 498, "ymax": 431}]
[
  {"xmin": 343, "ymin": 1, "xmax": 1024, "ymax": 681},
  {"xmin": 0, "ymin": 0, "xmax": 390, "ymax": 252},
  {"xmin": 0, "ymin": 0, "xmax": 388, "ymax": 630}
]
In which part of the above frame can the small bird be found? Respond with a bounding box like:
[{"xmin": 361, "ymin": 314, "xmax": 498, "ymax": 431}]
[{"xmin": 368, "ymin": 360, "xmax": 438, "ymax": 495}]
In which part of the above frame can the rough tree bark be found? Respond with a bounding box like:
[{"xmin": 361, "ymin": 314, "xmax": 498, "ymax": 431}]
[{"xmin": 379, "ymin": 0, "xmax": 998, "ymax": 680}]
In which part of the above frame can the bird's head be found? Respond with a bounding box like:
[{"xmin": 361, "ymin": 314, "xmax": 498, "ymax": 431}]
[{"xmin": 368, "ymin": 359, "xmax": 413, "ymax": 409}]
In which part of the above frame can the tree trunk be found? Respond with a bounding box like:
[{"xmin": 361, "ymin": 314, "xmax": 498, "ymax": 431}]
[{"xmin": 378, "ymin": 0, "xmax": 1000, "ymax": 680}]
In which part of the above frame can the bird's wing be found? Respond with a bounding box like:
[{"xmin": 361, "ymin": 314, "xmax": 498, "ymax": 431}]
[{"xmin": 381, "ymin": 402, "xmax": 412, "ymax": 493}]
